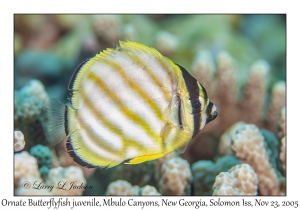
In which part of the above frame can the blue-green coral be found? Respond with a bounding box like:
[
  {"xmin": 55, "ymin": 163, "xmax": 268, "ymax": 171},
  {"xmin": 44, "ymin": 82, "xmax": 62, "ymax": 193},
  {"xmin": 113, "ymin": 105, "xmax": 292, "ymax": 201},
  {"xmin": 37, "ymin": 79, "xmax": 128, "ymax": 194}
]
[
  {"xmin": 192, "ymin": 155, "xmax": 241, "ymax": 195},
  {"xmin": 260, "ymin": 129, "xmax": 285, "ymax": 177},
  {"xmin": 14, "ymin": 80, "xmax": 49, "ymax": 128},
  {"xmin": 29, "ymin": 144, "xmax": 52, "ymax": 177},
  {"xmin": 38, "ymin": 165, "xmax": 50, "ymax": 178}
]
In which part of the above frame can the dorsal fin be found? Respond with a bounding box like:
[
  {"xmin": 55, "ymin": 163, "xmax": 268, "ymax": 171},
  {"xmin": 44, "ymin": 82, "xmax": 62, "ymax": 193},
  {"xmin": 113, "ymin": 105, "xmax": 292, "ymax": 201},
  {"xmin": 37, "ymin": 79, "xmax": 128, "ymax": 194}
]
[
  {"xmin": 118, "ymin": 40, "xmax": 163, "ymax": 58},
  {"xmin": 68, "ymin": 59, "xmax": 90, "ymax": 91}
]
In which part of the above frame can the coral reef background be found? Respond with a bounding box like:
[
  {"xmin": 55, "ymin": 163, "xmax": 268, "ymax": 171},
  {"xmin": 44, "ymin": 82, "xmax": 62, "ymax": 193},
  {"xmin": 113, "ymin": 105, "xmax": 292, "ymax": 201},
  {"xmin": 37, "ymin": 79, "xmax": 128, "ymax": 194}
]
[{"xmin": 14, "ymin": 14, "xmax": 286, "ymax": 196}]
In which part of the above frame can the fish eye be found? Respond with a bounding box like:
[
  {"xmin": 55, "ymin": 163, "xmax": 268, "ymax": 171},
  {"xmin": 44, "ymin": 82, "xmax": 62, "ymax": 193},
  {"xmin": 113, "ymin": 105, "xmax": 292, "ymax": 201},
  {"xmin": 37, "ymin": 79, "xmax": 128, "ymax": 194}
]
[{"xmin": 191, "ymin": 100, "xmax": 200, "ymax": 109}]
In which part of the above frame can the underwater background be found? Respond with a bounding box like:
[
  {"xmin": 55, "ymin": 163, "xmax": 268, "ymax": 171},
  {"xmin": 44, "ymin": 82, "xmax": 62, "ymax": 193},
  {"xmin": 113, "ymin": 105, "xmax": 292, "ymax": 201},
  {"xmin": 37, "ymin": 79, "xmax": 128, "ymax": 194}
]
[{"xmin": 14, "ymin": 14, "xmax": 286, "ymax": 196}]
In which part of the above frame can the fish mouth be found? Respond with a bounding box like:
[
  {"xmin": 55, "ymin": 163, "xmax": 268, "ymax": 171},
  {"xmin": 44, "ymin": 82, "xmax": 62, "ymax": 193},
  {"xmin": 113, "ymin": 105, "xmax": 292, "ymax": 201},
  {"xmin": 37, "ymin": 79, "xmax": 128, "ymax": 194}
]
[
  {"xmin": 206, "ymin": 111, "xmax": 218, "ymax": 124},
  {"xmin": 206, "ymin": 104, "xmax": 218, "ymax": 124}
]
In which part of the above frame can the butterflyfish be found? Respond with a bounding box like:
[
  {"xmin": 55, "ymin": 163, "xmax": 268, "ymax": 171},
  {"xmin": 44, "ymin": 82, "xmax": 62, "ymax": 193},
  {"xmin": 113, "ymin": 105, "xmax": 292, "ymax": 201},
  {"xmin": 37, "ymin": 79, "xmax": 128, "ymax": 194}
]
[{"xmin": 41, "ymin": 40, "xmax": 218, "ymax": 168}]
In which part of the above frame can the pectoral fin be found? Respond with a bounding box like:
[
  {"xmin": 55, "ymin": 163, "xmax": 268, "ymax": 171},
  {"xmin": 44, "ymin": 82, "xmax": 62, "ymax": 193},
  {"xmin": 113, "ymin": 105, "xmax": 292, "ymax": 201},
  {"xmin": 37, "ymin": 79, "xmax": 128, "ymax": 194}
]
[{"xmin": 176, "ymin": 142, "xmax": 189, "ymax": 154}]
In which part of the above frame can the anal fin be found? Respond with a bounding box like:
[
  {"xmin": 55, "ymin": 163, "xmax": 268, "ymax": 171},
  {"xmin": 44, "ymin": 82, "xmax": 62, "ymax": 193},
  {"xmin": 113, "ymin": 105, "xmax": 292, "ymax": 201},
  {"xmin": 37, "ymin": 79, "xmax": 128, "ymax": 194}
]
[{"xmin": 126, "ymin": 152, "xmax": 166, "ymax": 165}]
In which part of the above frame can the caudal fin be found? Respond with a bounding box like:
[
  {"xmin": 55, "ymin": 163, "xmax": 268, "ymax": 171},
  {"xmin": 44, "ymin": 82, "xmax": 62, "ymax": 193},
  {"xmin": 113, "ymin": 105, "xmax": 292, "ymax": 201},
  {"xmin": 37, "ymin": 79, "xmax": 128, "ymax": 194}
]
[{"xmin": 40, "ymin": 99, "xmax": 68, "ymax": 146}]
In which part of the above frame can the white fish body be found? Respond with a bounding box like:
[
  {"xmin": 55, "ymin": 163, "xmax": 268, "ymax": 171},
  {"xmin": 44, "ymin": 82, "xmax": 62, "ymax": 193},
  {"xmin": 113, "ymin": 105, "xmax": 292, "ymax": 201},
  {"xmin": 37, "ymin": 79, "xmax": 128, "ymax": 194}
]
[{"xmin": 41, "ymin": 41, "xmax": 217, "ymax": 168}]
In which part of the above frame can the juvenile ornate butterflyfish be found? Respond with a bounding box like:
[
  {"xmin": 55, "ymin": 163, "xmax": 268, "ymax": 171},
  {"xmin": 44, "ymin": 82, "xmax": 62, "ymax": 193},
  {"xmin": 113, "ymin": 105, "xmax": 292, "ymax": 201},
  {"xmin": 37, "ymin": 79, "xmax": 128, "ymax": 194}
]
[{"xmin": 41, "ymin": 40, "xmax": 218, "ymax": 168}]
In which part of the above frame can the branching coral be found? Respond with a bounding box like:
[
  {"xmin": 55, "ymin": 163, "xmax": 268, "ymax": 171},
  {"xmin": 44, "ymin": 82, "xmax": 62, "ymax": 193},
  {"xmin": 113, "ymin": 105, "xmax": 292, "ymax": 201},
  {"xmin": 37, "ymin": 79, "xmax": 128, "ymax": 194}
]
[
  {"xmin": 238, "ymin": 60, "xmax": 269, "ymax": 125},
  {"xmin": 185, "ymin": 50, "xmax": 285, "ymax": 163},
  {"xmin": 267, "ymin": 81, "xmax": 286, "ymax": 133},
  {"xmin": 158, "ymin": 157, "xmax": 192, "ymax": 195},
  {"xmin": 215, "ymin": 51, "xmax": 239, "ymax": 133},
  {"xmin": 14, "ymin": 79, "xmax": 49, "ymax": 128},
  {"xmin": 212, "ymin": 164, "xmax": 258, "ymax": 195},
  {"xmin": 14, "ymin": 131, "xmax": 25, "ymax": 152},
  {"xmin": 14, "ymin": 151, "xmax": 40, "ymax": 187},
  {"xmin": 231, "ymin": 123, "xmax": 285, "ymax": 195},
  {"xmin": 191, "ymin": 155, "xmax": 240, "ymax": 195},
  {"xmin": 106, "ymin": 180, "xmax": 139, "ymax": 196}
]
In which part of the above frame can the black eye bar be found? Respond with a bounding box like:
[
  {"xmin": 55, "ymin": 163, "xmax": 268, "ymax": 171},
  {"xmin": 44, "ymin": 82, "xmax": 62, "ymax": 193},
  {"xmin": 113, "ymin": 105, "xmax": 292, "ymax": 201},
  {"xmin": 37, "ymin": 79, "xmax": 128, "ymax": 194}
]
[
  {"xmin": 190, "ymin": 97, "xmax": 201, "ymax": 114},
  {"xmin": 191, "ymin": 100, "xmax": 200, "ymax": 109}
]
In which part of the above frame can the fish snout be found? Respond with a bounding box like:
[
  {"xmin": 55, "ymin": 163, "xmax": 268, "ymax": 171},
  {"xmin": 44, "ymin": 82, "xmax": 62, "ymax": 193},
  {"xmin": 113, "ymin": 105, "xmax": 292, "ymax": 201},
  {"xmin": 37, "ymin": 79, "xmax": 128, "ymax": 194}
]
[{"xmin": 206, "ymin": 104, "xmax": 218, "ymax": 124}]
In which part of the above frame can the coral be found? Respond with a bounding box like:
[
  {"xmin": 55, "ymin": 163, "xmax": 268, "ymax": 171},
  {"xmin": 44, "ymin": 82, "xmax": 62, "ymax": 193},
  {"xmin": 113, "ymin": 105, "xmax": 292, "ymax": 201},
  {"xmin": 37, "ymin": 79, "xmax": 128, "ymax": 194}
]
[
  {"xmin": 14, "ymin": 131, "xmax": 25, "ymax": 152},
  {"xmin": 158, "ymin": 157, "xmax": 192, "ymax": 195},
  {"xmin": 14, "ymin": 79, "xmax": 49, "ymax": 128},
  {"xmin": 46, "ymin": 166, "xmax": 86, "ymax": 195},
  {"xmin": 153, "ymin": 152, "xmax": 178, "ymax": 183},
  {"xmin": 192, "ymin": 155, "xmax": 240, "ymax": 195},
  {"xmin": 186, "ymin": 51, "xmax": 285, "ymax": 163},
  {"xmin": 278, "ymin": 107, "xmax": 286, "ymax": 139},
  {"xmin": 14, "ymin": 151, "xmax": 40, "ymax": 187},
  {"xmin": 106, "ymin": 180, "xmax": 139, "ymax": 196},
  {"xmin": 238, "ymin": 60, "xmax": 269, "ymax": 125},
  {"xmin": 191, "ymin": 160, "xmax": 215, "ymax": 195},
  {"xmin": 29, "ymin": 144, "xmax": 52, "ymax": 169},
  {"xmin": 112, "ymin": 161, "xmax": 154, "ymax": 187},
  {"xmin": 154, "ymin": 31, "xmax": 178, "ymax": 56},
  {"xmin": 39, "ymin": 165, "xmax": 50, "ymax": 178},
  {"xmin": 231, "ymin": 123, "xmax": 284, "ymax": 195},
  {"xmin": 280, "ymin": 137, "xmax": 286, "ymax": 171},
  {"xmin": 92, "ymin": 15, "xmax": 121, "ymax": 46},
  {"xmin": 216, "ymin": 51, "xmax": 238, "ymax": 134},
  {"xmin": 267, "ymin": 81, "xmax": 286, "ymax": 133},
  {"xmin": 213, "ymin": 164, "xmax": 258, "ymax": 195},
  {"xmin": 21, "ymin": 79, "xmax": 49, "ymax": 104},
  {"xmin": 218, "ymin": 121, "xmax": 245, "ymax": 156},
  {"xmin": 139, "ymin": 185, "xmax": 161, "ymax": 195},
  {"xmin": 260, "ymin": 129, "xmax": 282, "ymax": 172}
]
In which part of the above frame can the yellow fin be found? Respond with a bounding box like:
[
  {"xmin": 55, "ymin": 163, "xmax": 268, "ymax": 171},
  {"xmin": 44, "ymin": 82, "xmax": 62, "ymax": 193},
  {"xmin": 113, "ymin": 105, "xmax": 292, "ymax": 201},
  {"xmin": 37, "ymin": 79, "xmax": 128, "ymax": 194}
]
[{"xmin": 126, "ymin": 152, "xmax": 167, "ymax": 165}]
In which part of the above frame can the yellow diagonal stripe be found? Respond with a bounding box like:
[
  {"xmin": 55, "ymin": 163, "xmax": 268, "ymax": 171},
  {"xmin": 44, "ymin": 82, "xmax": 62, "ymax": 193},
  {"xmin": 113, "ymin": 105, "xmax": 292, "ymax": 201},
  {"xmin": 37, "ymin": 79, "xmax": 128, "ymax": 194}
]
[
  {"xmin": 100, "ymin": 58, "xmax": 164, "ymax": 122},
  {"xmin": 125, "ymin": 52, "xmax": 171, "ymax": 102},
  {"xmin": 87, "ymin": 72, "xmax": 162, "ymax": 144}
]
